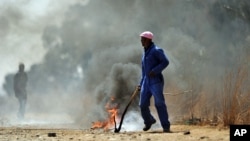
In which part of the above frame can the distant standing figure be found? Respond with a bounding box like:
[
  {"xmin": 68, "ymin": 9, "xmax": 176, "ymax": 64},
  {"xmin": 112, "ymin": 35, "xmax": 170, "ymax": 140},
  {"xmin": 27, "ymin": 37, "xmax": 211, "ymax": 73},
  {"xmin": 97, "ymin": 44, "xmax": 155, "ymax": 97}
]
[
  {"xmin": 138, "ymin": 31, "xmax": 171, "ymax": 132},
  {"xmin": 14, "ymin": 63, "xmax": 28, "ymax": 119}
]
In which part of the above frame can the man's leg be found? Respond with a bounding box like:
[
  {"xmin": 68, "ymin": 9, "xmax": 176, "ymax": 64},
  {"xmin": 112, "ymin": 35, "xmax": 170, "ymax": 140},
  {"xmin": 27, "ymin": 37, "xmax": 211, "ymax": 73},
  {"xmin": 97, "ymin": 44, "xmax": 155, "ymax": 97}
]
[
  {"xmin": 17, "ymin": 97, "xmax": 26, "ymax": 119},
  {"xmin": 139, "ymin": 87, "xmax": 156, "ymax": 131},
  {"xmin": 17, "ymin": 98, "xmax": 22, "ymax": 119},
  {"xmin": 151, "ymin": 83, "xmax": 170, "ymax": 131},
  {"xmin": 20, "ymin": 98, "xmax": 26, "ymax": 119}
]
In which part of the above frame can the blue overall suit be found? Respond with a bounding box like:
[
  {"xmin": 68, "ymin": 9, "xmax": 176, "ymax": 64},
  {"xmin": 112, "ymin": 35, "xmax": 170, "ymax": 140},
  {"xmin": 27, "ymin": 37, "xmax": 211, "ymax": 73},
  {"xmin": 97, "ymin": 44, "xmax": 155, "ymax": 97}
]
[{"xmin": 139, "ymin": 43, "xmax": 170, "ymax": 130}]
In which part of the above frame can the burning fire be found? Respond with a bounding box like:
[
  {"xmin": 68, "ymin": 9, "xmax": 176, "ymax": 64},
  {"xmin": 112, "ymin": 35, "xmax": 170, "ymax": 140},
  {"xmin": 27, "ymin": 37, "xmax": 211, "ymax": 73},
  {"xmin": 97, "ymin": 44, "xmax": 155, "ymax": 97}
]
[{"xmin": 91, "ymin": 97, "xmax": 120, "ymax": 130}]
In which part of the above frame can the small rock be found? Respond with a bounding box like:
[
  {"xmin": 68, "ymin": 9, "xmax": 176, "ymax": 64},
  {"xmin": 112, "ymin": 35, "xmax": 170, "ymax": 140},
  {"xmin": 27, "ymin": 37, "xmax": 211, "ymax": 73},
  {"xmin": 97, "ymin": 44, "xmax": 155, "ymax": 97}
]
[
  {"xmin": 184, "ymin": 131, "xmax": 190, "ymax": 135},
  {"xmin": 200, "ymin": 136, "xmax": 209, "ymax": 139},
  {"xmin": 48, "ymin": 133, "xmax": 56, "ymax": 137}
]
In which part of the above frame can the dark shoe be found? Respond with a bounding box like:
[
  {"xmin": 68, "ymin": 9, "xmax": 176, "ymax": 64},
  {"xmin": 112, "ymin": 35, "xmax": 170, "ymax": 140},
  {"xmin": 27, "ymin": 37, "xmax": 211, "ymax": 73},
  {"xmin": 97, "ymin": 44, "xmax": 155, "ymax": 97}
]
[
  {"xmin": 163, "ymin": 128, "xmax": 172, "ymax": 133},
  {"xmin": 143, "ymin": 119, "xmax": 156, "ymax": 131}
]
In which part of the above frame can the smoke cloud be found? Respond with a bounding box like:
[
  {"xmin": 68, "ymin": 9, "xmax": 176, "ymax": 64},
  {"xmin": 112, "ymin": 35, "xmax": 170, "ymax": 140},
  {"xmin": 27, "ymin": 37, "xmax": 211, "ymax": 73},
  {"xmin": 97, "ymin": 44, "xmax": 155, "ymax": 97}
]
[{"xmin": 1, "ymin": 0, "xmax": 249, "ymax": 130}]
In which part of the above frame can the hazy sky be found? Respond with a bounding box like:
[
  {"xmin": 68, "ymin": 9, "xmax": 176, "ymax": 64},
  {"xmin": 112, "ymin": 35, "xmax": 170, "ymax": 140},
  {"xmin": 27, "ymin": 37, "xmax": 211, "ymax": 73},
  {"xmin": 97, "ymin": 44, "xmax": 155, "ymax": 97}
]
[{"xmin": 0, "ymin": 0, "xmax": 89, "ymax": 95}]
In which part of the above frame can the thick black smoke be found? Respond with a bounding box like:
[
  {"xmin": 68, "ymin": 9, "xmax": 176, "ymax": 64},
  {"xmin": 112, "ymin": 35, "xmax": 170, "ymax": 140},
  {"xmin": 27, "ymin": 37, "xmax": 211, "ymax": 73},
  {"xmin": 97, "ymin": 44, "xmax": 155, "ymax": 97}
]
[{"xmin": 2, "ymin": 0, "xmax": 250, "ymax": 129}]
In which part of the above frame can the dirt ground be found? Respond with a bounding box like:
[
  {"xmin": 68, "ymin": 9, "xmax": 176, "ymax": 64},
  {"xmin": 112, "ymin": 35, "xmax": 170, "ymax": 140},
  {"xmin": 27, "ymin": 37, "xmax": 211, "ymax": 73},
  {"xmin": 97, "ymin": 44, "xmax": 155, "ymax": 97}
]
[{"xmin": 0, "ymin": 124, "xmax": 229, "ymax": 141}]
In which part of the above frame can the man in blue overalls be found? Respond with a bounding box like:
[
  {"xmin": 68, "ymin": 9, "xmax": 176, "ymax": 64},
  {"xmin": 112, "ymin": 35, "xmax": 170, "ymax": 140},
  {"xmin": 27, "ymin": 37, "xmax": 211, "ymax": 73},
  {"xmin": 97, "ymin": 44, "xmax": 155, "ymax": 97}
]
[{"xmin": 138, "ymin": 31, "xmax": 171, "ymax": 132}]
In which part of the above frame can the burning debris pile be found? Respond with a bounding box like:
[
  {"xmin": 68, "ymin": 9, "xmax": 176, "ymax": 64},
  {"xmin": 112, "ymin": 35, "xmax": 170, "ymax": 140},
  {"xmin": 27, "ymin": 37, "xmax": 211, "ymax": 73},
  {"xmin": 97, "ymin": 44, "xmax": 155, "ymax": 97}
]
[
  {"xmin": 91, "ymin": 87, "xmax": 141, "ymax": 133},
  {"xmin": 91, "ymin": 97, "xmax": 120, "ymax": 131}
]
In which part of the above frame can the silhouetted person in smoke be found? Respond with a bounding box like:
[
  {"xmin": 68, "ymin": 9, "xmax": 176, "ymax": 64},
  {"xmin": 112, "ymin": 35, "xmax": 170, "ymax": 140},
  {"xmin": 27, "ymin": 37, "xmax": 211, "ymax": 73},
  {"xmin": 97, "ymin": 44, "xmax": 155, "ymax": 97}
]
[
  {"xmin": 14, "ymin": 63, "xmax": 28, "ymax": 119},
  {"xmin": 138, "ymin": 31, "xmax": 171, "ymax": 133}
]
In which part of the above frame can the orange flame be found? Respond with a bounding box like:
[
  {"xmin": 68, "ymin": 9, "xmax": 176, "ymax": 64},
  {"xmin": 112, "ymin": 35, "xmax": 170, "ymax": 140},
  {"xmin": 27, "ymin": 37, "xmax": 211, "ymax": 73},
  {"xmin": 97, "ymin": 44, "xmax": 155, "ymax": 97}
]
[{"xmin": 91, "ymin": 97, "xmax": 120, "ymax": 130}]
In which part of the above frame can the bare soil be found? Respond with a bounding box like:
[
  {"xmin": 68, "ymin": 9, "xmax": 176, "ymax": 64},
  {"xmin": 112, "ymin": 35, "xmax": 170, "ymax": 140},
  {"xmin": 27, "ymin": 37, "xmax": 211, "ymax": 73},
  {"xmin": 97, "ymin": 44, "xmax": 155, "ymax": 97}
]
[{"xmin": 0, "ymin": 124, "xmax": 229, "ymax": 141}]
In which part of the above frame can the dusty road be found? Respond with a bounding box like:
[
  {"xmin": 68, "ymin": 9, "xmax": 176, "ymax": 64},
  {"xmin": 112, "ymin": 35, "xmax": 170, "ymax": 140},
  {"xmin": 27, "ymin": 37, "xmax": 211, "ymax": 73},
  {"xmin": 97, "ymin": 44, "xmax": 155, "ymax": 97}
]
[{"xmin": 0, "ymin": 125, "xmax": 229, "ymax": 141}]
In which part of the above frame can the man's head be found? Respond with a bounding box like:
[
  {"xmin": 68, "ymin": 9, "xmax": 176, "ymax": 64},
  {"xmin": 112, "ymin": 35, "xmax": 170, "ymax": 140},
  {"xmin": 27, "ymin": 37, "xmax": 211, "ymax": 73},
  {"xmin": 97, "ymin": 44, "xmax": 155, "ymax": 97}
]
[
  {"xmin": 140, "ymin": 31, "xmax": 153, "ymax": 48},
  {"xmin": 19, "ymin": 63, "xmax": 25, "ymax": 72}
]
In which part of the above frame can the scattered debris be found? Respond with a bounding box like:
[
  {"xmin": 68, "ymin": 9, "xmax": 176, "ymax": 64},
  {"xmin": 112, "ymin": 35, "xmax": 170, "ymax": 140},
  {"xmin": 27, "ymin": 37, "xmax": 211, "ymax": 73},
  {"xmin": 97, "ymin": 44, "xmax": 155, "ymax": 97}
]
[
  {"xmin": 48, "ymin": 133, "xmax": 56, "ymax": 137},
  {"xmin": 184, "ymin": 131, "xmax": 191, "ymax": 135},
  {"xmin": 200, "ymin": 136, "xmax": 209, "ymax": 139}
]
